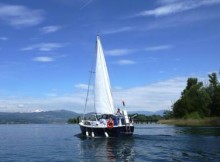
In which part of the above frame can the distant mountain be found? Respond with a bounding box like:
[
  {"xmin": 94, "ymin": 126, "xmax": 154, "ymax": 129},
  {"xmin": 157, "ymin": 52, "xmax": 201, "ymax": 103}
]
[
  {"xmin": 0, "ymin": 109, "xmax": 165, "ymax": 124},
  {"xmin": 128, "ymin": 110, "xmax": 165, "ymax": 116},
  {"xmin": 0, "ymin": 110, "xmax": 80, "ymax": 124},
  {"xmin": 154, "ymin": 110, "xmax": 166, "ymax": 116}
]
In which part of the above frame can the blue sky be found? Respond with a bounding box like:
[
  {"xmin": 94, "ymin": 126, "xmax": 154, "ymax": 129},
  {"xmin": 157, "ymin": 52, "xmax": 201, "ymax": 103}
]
[{"xmin": 0, "ymin": 0, "xmax": 220, "ymax": 113}]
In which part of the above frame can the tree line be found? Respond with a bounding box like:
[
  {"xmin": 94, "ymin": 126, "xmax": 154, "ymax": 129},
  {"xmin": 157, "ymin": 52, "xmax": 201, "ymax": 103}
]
[
  {"xmin": 164, "ymin": 72, "xmax": 220, "ymax": 119},
  {"xmin": 68, "ymin": 116, "xmax": 80, "ymax": 124},
  {"xmin": 131, "ymin": 114, "xmax": 162, "ymax": 123},
  {"xmin": 67, "ymin": 114, "xmax": 162, "ymax": 124}
]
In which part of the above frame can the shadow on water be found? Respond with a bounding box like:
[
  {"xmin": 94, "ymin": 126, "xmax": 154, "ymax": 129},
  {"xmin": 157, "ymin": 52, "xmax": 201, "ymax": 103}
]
[
  {"xmin": 75, "ymin": 134, "xmax": 135, "ymax": 161},
  {"xmin": 176, "ymin": 126, "xmax": 220, "ymax": 136}
]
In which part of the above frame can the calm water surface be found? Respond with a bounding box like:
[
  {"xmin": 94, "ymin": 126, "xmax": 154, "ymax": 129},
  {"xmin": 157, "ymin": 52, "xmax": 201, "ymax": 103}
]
[{"xmin": 0, "ymin": 124, "xmax": 220, "ymax": 162}]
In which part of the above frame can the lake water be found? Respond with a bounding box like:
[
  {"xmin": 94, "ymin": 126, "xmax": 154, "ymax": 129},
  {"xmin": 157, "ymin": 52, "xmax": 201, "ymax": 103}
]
[{"xmin": 0, "ymin": 124, "xmax": 220, "ymax": 162}]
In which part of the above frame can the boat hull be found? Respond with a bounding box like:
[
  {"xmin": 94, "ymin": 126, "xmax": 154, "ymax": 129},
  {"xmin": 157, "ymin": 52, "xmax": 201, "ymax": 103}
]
[{"xmin": 79, "ymin": 124, "xmax": 134, "ymax": 137}]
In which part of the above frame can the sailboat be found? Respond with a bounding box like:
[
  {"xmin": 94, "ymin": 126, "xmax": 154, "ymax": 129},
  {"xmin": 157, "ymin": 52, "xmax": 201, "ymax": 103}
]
[{"xmin": 79, "ymin": 36, "xmax": 134, "ymax": 137}]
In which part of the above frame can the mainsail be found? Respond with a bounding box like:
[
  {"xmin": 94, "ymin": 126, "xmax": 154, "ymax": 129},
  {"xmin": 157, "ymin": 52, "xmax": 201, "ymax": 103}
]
[{"xmin": 95, "ymin": 36, "xmax": 114, "ymax": 114}]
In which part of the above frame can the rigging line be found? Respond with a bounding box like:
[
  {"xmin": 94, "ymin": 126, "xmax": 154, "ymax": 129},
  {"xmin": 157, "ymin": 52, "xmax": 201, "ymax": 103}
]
[
  {"xmin": 82, "ymin": 38, "xmax": 96, "ymax": 120},
  {"xmin": 82, "ymin": 69, "xmax": 93, "ymax": 120}
]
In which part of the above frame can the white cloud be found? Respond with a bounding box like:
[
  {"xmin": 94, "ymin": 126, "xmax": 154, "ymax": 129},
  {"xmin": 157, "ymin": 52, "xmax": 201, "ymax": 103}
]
[
  {"xmin": 112, "ymin": 77, "xmax": 186, "ymax": 111},
  {"xmin": 157, "ymin": 0, "xmax": 179, "ymax": 5},
  {"xmin": 33, "ymin": 109, "xmax": 44, "ymax": 112},
  {"xmin": 44, "ymin": 93, "xmax": 57, "ymax": 97},
  {"xmin": 75, "ymin": 83, "xmax": 91, "ymax": 90},
  {"xmin": 32, "ymin": 56, "xmax": 54, "ymax": 62},
  {"xmin": 0, "ymin": 77, "xmax": 187, "ymax": 112},
  {"xmin": 5, "ymin": 75, "xmax": 216, "ymax": 112},
  {"xmin": 145, "ymin": 10, "xmax": 220, "ymax": 30},
  {"xmin": 0, "ymin": 4, "xmax": 44, "ymax": 27},
  {"xmin": 145, "ymin": 45, "xmax": 173, "ymax": 51},
  {"xmin": 0, "ymin": 93, "xmax": 88, "ymax": 113},
  {"xmin": 18, "ymin": 104, "xmax": 24, "ymax": 108},
  {"xmin": 0, "ymin": 36, "xmax": 8, "ymax": 41},
  {"xmin": 136, "ymin": 0, "xmax": 220, "ymax": 17},
  {"xmin": 40, "ymin": 25, "xmax": 61, "ymax": 34},
  {"xmin": 105, "ymin": 49, "xmax": 135, "ymax": 56},
  {"xmin": 102, "ymin": 27, "xmax": 133, "ymax": 35},
  {"xmin": 159, "ymin": 70, "xmax": 165, "ymax": 74},
  {"xmin": 115, "ymin": 59, "xmax": 136, "ymax": 65},
  {"xmin": 21, "ymin": 43, "xmax": 64, "ymax": 51},
  {"xmin": 80, "ymin": 0, "xmax": 93, "ymax": 10}
]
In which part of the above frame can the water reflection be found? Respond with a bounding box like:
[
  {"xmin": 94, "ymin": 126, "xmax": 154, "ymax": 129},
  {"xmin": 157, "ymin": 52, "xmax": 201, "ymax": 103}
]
[
  {"xmin": 77, "ymin": 135, "xmax": 135, "ymax": 161},
  {"xmin": 75, "ymin": 125, "xmax": 220, "ymax": 161},
  {"xmin": 177, "ymin": 126, "xmax": 220, "ymax": 136}
]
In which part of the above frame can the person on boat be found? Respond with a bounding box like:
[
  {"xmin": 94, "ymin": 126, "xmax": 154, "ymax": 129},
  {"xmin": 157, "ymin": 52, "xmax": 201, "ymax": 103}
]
[
  {"xmin": 107, "ymin": 117, "xmax": 114, "ymax": 128},
  {"xmin": 99, "ymin": 118, "xmax": 106, "ymax": 125},
  {"xmin": 116, "ymin": 108, "xmax": 121, "ymax": 115}
]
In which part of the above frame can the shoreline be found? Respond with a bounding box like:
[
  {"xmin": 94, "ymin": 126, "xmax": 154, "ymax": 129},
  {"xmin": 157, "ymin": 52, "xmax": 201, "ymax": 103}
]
[{"xmin": 158, "ymin": 117, "xmax": 220, "ymax": 126}]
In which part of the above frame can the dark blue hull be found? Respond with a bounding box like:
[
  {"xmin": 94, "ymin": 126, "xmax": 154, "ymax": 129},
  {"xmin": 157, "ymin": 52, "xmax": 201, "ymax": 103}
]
[{"xmin": 79, "ymin": 125, "xmax": 134, "ymax": 137}]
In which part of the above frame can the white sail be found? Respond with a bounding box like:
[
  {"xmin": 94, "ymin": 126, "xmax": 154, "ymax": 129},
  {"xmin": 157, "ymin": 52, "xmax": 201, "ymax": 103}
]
[{"xmin": 95, "ymin": 36, "xmax": 114, "ymax": 114}]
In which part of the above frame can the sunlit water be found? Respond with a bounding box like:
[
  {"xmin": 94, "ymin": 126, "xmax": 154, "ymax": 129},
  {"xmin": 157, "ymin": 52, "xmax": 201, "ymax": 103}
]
[{"xmin": 0, "ymin": 124, "xmax": 220, "ymax": 161}]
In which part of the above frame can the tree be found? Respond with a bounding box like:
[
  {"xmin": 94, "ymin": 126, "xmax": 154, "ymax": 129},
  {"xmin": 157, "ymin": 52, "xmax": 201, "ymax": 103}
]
[
  {"xmin": 173, "ymin": 78, "xmax": 211, "ymax": 118},
  {"xmin": 182, "ymin": 78, "xmax": 198, "ymax": 95},
  {"xmin": 163, "ymin": 110, "xmax": 174, "ymax": 119},
  {"xmin": 173, "ymin": 98, "xmax": 188, "ymax": 118},
  {"xmin": 207, "ymin": 73, "xmax": 220, "ymax": 116},
  {"xmin": 209, "ymin": 73, "xmax": 219, "ymax": 89}
]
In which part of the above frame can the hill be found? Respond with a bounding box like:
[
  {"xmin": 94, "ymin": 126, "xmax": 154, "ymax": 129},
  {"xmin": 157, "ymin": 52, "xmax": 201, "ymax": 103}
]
[
  {"xmin": 129, "ymin": 110, "xmax": 165, "ymax": 116},
  {"xmin": 0, "ymin": 109, "xmax": 165, "ymax": 124},
  {"xmin": 0, "ymin": 110, "xmax": 80, "ymax": 124}
]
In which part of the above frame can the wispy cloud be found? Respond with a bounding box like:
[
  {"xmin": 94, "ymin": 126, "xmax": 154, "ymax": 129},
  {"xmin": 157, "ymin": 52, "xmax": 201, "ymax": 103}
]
[
  {"xmin": 113, "ymin": 77, "xmax": 186, "ymax": 111},
  {"xmin": 175, "ymin": 58, "xmax": 181, "ymax": 61},
  {"xmin": 75, "ymin": 83, "xmax": 90, "ymax": 90},
  {"xmin": 115, "ymin": 59, "xmax": 136, "ymax": 65},
  {"xmin": 40, "ymin": 25, "xmax": 61, "ymax": 34},
  {"xmin": 157, "ymin": 0, "xmax": 179, "ymax": 5},
  {"xmin": 21, "ymin": 43, "xmax": 65, "ymax": 51},
  {"xmin": 105, "ymin": 44, "xmax": 174, "ymax": 56},
  {"xmin": 145, "ymin": 45, "xmax": 173, "ymax": 51},
  {"xmin": 0, "ymin": 93, "xmax": 87, "ymax": 113},
  {"xmin": 105, "ymin": 49, "xmax": 135, "ymax": 56},
  {"xmin": 0, "ymin": 77, "xmax": 186, "ymax": 112},
  {"xmin": 145, "ymin": 10, "xmax": 220, "ymax": 30},
  {"xmin": 102, "ymin": 27, "xmax": 133, "ymax": 35},
  {"xmin": 32, "ymin": 56, "xmax": 54, "ymax": 62},
  {"xmin": 0, "ymin": 4, "xmax": 44, "ymax": 27},
  {"xmin": 0, "ymin": 36, "xmax": 8, "ymax": 41},
  {"xmin": 136, "ymin": 0, "xmax": 220, "ymax": 17},
  {"xmin": 80, "ymin": 0, "xmax": 93, "ymax": 10},
  {"xmin": 2, "ymin": 75, "xmax": 213, "ymax": 112},
  {"xmin": 44, "ymin": 93, "xmax": 57, "ymax": 97}
]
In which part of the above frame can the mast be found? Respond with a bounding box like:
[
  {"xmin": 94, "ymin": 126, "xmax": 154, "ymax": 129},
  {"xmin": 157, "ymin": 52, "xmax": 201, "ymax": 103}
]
[{"xmin": 82, "ymin": 69, "xmax": 94, "ymax": 120}]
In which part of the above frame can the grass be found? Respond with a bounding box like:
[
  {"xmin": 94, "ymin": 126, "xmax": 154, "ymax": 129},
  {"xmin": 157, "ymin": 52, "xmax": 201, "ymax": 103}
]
[{"xmin": 158, "ymin": 117, "xmax": 220, "ymax": 126}]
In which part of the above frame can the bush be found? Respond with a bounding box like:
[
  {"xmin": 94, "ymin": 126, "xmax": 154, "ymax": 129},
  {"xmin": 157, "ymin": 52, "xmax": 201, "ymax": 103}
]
[{"xmin": 183, "ymin": 112, "xmax": 202, "ymax": 119}]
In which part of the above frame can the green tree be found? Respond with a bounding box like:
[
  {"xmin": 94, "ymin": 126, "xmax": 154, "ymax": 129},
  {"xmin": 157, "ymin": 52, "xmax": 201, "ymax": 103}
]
[
  {"xmin": 173, "ymin": 78, "xmax": 211, "ymax": 118},
  {"xmin": 207, "ymin": 73, "xmax": 220, "ymax": 116},
  {"xmin": 209, "ymin": 73, "xmax": 219, "ymax": 89},
  {"xmin": 173, "ymin": 78, "xmax": 198, "ymax": 118},
  {"xmin": 68, "ymin": 118, "xmax": 77, "ymax": 124},
  {"xmin": 163, "ymin": 110, "xmax": 174, "ymax": 119},
  {"xmin": 173, "ymin": 98, "xmax": 188, "ymax": 118}
]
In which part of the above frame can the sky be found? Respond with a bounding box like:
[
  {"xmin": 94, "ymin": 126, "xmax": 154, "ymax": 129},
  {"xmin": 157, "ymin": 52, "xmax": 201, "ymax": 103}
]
[{"xmin": 0, "ymin": 0, "xmax": 220, "ymax": 113}]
